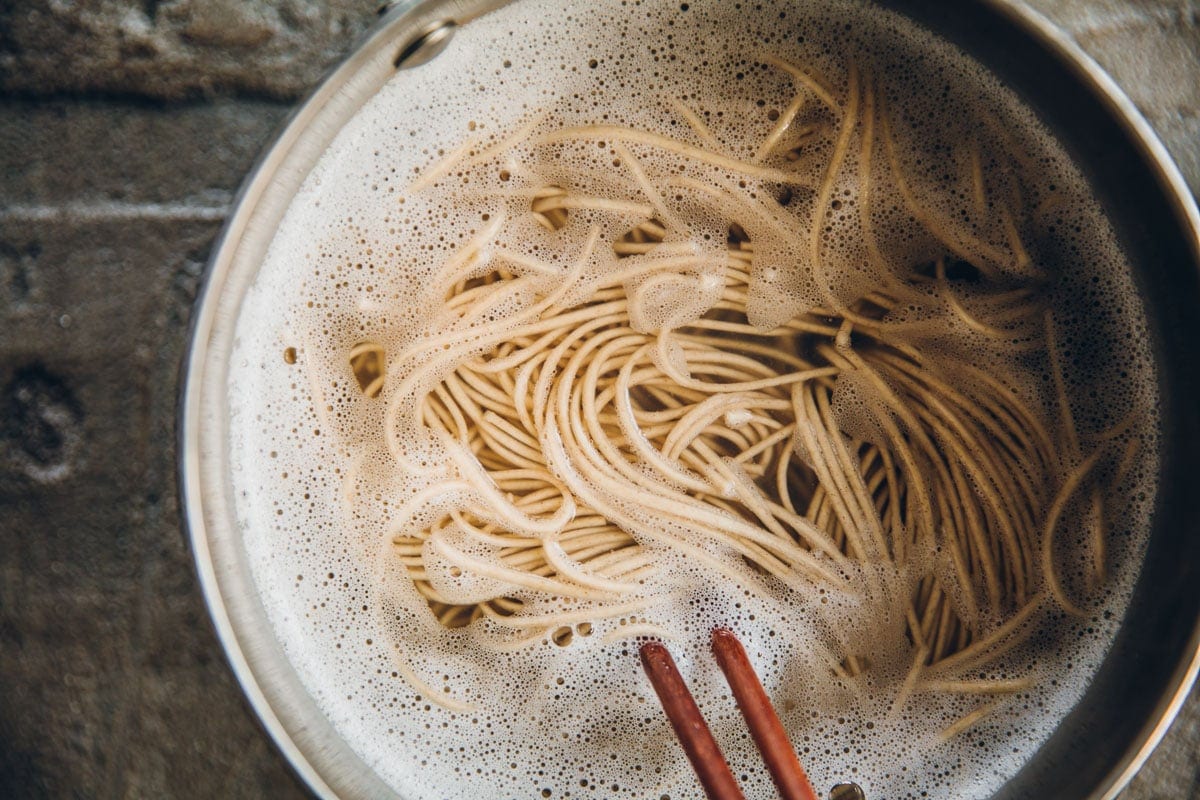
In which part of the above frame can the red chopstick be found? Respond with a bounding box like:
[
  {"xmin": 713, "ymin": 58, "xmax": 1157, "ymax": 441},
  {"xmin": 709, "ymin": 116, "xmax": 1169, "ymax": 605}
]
[
  {"xmin": 711, "ymin": 627, "xmax": 819, "ymax": 800},
  {"xmin": 639, "ymin": 641, "xmax": 747, "ymax": 800}
]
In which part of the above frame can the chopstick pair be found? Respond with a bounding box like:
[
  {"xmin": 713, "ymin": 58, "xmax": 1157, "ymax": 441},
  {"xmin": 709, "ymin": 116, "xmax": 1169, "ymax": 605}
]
[{"xmin": 640, "ymin": 628, "xmax": 819, "ymax": 800}]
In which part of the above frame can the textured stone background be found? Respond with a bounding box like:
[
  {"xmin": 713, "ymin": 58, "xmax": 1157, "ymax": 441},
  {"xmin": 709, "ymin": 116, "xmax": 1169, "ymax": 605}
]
[{"xmin": 0, "ymin": 1, "xmax": 1197, "ymax": 798}]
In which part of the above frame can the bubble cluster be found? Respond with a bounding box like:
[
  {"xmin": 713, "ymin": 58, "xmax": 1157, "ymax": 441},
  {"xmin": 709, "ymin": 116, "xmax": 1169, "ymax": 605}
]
[{"xmin": 226, "ymin": 1, "xmax": 1160, "ymax": 798}]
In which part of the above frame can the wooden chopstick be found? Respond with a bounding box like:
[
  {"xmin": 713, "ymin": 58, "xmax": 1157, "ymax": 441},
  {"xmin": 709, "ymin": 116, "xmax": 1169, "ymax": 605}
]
[
  {"xmin": 711, "ymin": 627, "xmax": 819, "ymax": 800},
  {"xmin": 639, "ymin": 641, "xmax": 747, "ymax": 800}
]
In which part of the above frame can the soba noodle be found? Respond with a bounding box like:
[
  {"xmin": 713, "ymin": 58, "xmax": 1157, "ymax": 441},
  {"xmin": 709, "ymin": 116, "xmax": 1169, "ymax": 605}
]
[{"xmin": 339, "ymin": 56, "xmax": 1128, "ymax": 720}]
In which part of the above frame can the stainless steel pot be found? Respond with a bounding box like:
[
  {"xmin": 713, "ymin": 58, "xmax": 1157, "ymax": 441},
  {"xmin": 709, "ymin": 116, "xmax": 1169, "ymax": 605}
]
[{"xmin": 178, "ymin": 1, "xmax": 1200, "ymax": 797}]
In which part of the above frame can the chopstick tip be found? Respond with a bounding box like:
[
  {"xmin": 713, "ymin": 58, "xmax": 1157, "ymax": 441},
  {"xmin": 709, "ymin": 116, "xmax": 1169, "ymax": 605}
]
[
  {"xmin": 711, "ymin": 626, "xmax": 744, "ymax": 657},
  {"xmin": 639, "ymin": 639, "xmax": 671, "ymax": 669}
]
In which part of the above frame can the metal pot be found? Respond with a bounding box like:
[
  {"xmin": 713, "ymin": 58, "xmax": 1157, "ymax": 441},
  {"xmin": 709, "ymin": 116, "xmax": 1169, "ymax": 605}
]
[{"xmin": 178, "ymin": 1, "xmax": 1200, "ymax": 797}]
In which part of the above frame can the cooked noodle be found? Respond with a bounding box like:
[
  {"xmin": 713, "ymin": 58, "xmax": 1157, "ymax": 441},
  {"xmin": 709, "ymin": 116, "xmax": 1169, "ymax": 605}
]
[{"xmin": 335, "ymin": 55, "xmax": 1133, "ymax": 720}]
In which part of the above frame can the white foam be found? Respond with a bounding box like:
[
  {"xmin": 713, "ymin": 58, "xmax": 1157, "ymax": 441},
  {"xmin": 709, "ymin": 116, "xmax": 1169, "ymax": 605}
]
[{"xmin": 227, "ymin": 1, "xmax": 1160, "ymax": 798}]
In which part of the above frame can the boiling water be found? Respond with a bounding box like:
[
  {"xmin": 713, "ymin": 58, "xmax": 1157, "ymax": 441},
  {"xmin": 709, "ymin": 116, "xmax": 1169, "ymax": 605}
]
[{"xmin": 226, "ymin": 0, "xmax": 1159, "ymax": 797}]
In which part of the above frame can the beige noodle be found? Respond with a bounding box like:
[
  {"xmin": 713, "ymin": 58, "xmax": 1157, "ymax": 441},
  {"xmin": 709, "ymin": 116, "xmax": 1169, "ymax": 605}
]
[{"xmin": 349, "ymin": 55, "xmax": 1129, "ymax": 734}]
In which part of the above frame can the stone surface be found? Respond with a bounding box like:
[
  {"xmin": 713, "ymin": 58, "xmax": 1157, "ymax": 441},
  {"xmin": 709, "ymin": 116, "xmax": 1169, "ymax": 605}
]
[
  {"xmin": 0, "ymin": 1, "xmax": 1197, "ymax": 798},
  {"xmin": 0, "ymin": 0, "xmax": 376, "ymax": 100},
  {"xmin": 0, "ymin": 100, "xmax": 305, "ymax": 798},
  {"xmin": 1033, "ymin": 0, "xmax": 1200, "ymax": 196}
]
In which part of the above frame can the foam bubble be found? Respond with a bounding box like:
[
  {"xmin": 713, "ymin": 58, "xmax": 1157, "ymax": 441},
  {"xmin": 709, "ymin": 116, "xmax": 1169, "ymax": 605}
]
[{"xmin": 227, "ymin": 1, "xmax": 1160, "ymax": 798}]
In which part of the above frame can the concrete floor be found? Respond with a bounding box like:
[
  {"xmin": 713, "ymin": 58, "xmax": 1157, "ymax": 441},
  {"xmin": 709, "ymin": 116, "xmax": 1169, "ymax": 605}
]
[{"xmin": 0, "ymin": 0, "xmax": 1196, "ymax": 797}]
